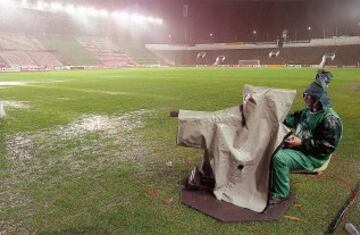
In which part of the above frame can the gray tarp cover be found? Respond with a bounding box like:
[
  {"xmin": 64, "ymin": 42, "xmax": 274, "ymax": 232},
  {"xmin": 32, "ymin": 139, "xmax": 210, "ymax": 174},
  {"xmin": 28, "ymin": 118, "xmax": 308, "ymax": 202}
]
[{"xmin": 177, "ymin": 84, "xmax": 296, "ymax": 212}]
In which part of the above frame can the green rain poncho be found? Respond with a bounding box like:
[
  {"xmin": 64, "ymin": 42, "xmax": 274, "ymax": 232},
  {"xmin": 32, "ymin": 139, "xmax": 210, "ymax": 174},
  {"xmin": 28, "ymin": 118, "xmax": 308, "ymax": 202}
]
[{"xmin": 272, "ymin": 71, "xmax": 343, "ymax": 199}]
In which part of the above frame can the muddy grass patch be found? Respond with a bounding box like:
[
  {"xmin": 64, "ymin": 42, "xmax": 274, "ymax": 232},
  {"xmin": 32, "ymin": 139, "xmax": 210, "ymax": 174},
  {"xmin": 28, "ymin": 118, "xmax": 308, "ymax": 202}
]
[
  {"xmin": 1, "ymin": 109, "xmax": 153, "ymax": 230},
  {"xmin": 353, "ymin": 85, "xmax": 360, "ymax": 93}
]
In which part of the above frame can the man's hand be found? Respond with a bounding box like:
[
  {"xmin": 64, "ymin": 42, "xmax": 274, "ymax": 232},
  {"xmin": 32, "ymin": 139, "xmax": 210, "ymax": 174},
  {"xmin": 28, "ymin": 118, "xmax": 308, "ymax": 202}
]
[{"xmin": 284, "ymin": 135, "xmax": 302, "ymax": 148}]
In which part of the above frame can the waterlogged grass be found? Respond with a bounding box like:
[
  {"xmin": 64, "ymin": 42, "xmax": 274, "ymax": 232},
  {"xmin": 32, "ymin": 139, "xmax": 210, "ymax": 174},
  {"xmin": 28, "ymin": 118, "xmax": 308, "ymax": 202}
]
[{"xmin": 0, "ymin": 67, "xmax": 359, "ymax": 234}]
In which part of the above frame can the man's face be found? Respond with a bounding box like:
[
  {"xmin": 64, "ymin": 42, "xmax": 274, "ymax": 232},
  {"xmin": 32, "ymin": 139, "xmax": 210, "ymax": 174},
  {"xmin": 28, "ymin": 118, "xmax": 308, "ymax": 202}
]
[{"xmin": 303, "ymin": 93, "xmax": 317, "ymax": 109}]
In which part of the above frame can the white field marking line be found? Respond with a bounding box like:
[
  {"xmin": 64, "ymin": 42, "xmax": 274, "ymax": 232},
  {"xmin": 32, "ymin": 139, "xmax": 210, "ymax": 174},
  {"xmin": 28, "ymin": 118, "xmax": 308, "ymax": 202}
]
[
  {"xmin": 27, "ymin": 84, "xmax": 175, "ymax": 99},
  {"xmin": 56, "ymin": 97, "xmax": 75, "ymax": 101},
  {"xmin": 27, "ymin": 84, "xmax": 130, "ymax": 95},
  {"xmin": 0, "ymin": 80, "xmax": 66, "ymax": 87},
  {"xmin": 104, "ymin": 75, "xmax": 131, "ymax": 78},
  {"xmin": 0, "ymin": 81, "xmax": 29, "ymax": 86}
]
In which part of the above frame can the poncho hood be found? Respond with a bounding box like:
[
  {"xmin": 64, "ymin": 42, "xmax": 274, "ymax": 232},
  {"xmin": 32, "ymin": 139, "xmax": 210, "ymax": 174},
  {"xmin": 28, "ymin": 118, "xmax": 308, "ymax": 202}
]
[{"xmin": 303, "ymin": 70, "xmax": 333, "ymax": 109}]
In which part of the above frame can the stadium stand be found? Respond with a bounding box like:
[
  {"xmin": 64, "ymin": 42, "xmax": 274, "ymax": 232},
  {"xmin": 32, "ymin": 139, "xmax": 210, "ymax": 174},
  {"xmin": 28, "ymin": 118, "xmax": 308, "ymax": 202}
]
[
  {"xmin": 153, "ymin": 49, "xmax": 285, "ymax": 66},
  {"xmin": 0, "ymin": 33, "xmax": 45, "ymax": 51},
  {"xmin": 0, "ymin": 50, "xmax": 37, "ymax": 68},
  {"xmin": 329, "ymin": 45, "xmax": 360, "ymax": 66},
  {"xmin": 95, "ymin": 52, "xmax": 135, "ymax": 67},
  {"xmin": 147, "ymin": 37, "xmax": 360, "ymax": 67},
  {"xmin": 27, "ymin": 51, "xmax": 63, "ymax": 68},
  {"xmin": 77, "ymin": 37, "xmax": 137, "ymax": 67},
  {"xmin": 38, "ymin": 35, "xmax": 99, "ymax": 66},
  {"xmin": 0, "ymin": 33, "xmax": 161, "ymax": 69},
  {"xmin": 117, "ymin": 43, "xmax": 161, "ymax": 65},
  {"xmin": 0, "ymin": 55, "xmax": 7, "ymax": 68},
  {"xmin": 0, "ymin": 31, "xmax": 358, "ymax": 69},
  {"xmin": 0, "ymin": 33, "xmax": 64, "ymax": 69}
]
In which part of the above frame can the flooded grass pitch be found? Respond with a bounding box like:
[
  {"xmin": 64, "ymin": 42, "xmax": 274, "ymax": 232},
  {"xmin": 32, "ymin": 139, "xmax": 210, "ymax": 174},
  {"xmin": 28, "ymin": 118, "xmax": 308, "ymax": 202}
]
[
  {"xmin": 1, "ymin": 109, "xmax": 153, "ymax": 231},
  {"xmin": 0, "ymin": 67, "xmax": 359, "ymax": 234}
]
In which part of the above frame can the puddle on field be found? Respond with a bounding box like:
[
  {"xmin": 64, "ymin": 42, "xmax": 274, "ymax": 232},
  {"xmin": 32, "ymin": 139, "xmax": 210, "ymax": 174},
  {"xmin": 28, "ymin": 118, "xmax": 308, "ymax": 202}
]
[
  {"xmin": 3, "ymin": 101, "xmax": 31, "ymax": 109},
  {"xmin": 6, "ymin": 109, "xmax": 152, "ymax": 165},
  {"xmin": 2, "ymin": 109, "xmax": 153, "ymax": 229}
]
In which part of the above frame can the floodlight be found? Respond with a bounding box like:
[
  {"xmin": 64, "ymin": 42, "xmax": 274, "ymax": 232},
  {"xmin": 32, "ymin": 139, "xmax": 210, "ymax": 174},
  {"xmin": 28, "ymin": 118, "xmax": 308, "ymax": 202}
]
[
  {"xmin": 77, "ymin": 6, "xmax": 88, "ymax": 16},
  {"xmin": 21, "ymin": 0, "xmax": 29, "ymax": 8},
  {"xmin": 146, "ymin": 17, "xmax": 163, "ymax": 25},
  {"xmin": 50, "ymin": 2, "xmax": 63, "ymax": 12},
  {"xmin": 87, "ymin": 7, "xmax": 98, "ymax": 17},
  {"xmin": 98, "ymin": 9, "xmax": 109, "ymax": 17},
  {"xmin": 119, "ymin": 12, "xmax": 130, "ymax": 20},
  {"xmin": 65, "ymin": 4, "xmax": 76, "ymax": 14},
  {"xmin": 0, "ymin": 0, "xmax": 16, "ymax": 7},
  {"xmin": 87, "ymin": 7, "xmax": 108, "ymax": 18},
  {"xmin": 36, "ymin": 1, "xmax": 46, "ymax": 11},
  {"xmin": 111, "ymin": 11, "xmax": 120, "ymax": 18},
  {"xmin": 10, "ymin": 0, "xmax": 163, "ymax": 26},
  {"xmin": 131, "ymin": 13, "xmax": 146, "ymax": 24},
  {"xmin": 146, "ymin": 17, "xmax": 155, "ymax": 23},
  {"xmin": 113, "ymin": 11, "xmax": 130, "ymax": 25},
  {"xmin": 43, "ymin": 2, "xmax": 49, "ymax": 9},
  {"xmin": 156, "ymin": 19, "xmax": 163, "ymax": 25}
]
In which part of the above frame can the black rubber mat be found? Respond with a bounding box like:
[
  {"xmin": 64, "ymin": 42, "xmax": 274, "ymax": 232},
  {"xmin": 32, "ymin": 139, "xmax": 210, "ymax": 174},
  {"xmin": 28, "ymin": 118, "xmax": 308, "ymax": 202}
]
[{"xmin": 180, "ymin": 180, "xmax": 295, "ymax": 222}]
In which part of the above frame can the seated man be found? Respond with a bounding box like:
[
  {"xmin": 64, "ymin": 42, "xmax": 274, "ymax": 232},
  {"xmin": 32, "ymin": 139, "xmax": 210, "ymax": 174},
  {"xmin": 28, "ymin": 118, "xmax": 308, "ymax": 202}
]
[{"xmin": 270, "ymin": 70, "xmax": 343, "ymax": 204}]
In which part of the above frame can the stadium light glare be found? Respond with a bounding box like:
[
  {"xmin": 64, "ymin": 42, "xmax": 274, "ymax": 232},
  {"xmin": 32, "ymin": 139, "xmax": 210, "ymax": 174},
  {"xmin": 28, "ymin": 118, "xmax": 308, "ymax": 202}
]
[
  {"xmin": 43, "ymin": 2, "xmax": 49, "ymax": 9},
  {"xmin": 146, "ymin": 16, "xmax": 154, "ymax": 23},
  {"xmin": 87, "ymin": 7, "xmax": 108, "ymax": 18},
  {"xmin": 98, "ymin": 9, "xmax": 109, "ymax": 17},
  {"xmin": 0, "ymin": 0, "xmax": 16, "ymax": 7},
  {"xmin": 111, "ymin": 11, "xmax": 130, "ymax": 22},
  {"xmin": 87, "ymin": 7, "xmax": 98, "ymax": 17},
  {"xmin": 157, "ymin": 19, "xmax": 163, "ymax": 25},
  {"xmin": 21, "ymin": 0, "xmax": 29, "ymax": 8},
  {"xmin": 76, "ymin": 6, "xmax": 89, "ymax": 16},
  {"xmin": 13, "ymin": 0, "xmax": 163, "ymax": 26},
  {"xmin": 65, "ymin": 4, "xmax": 76, "ymax": 14},
  {"xmin": 119, "ymin": 12, "xmax": 130, "ymax": 20},
  {"xmin": 111, "ymin": 11, "xmax": 120, "ymax": 18},
  {"xmin": 36, "ymin": 1, "xmax": 47, "ymax": 11},
  {"xmin": 50, "ymin": 2, "xmax": 63, "ymax": 12},
  {"xmin": 112, "ymin": 11, "xmax": 130, "ymax": 25},
  {"xmin": 131, "ymin": 13, "xmax": 146, "ymax": 24}
]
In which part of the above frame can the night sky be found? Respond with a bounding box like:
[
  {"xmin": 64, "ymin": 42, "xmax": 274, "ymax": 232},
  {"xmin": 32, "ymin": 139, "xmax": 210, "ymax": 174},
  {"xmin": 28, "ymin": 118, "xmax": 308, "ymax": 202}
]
[
  {"xmin": 1, "ymin": 0, "xmax": 360, "ymax": 43},
  {"xmin": 72, "ymin": 0, "xmax": 360, "ymax": 42}
]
